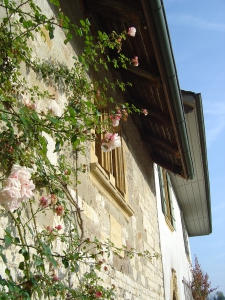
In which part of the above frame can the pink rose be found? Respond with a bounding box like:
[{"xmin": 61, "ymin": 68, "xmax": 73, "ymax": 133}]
[
  {"xmin": 110, "ymin": 113, "xmax": 122, "ymax": 127},
  {"xmin": 131, "ymin": 56, "xmax": 139, "ymax": 66},
  {"xmin": 55, "ymin": 205, "xmax": 64, "ymax": 216},
  {"xmin": 10, "ymin": 165, "xmax": 32, "ymax": 185},
  {"xmin": 127, "ymin": 27, "xmax": 136, "ymax": 37},
  {"xmin": 142, "ymin": 109, "xmax": 148, "ymax": 116},
  {"xmin": 39, "ymin": 196, "xmax": 49, "ymax": 208},
  {"xmin": 55, "ymin": 225, "xmax": 62, "ymax": 230},
  {"xmin": 0, "ymin": 165, "xmax": 35, "ymax": 212},
  {"xmin": 0, "ymin": 186, "xmax": 21, "ymax": 201},
  {"xmin": 4, "ymin": 177, "xmax": 21, "ymax": 190},
  {"xmin": 46, "ymin": 226, "xmax": 53, "ymax": 233},
  {"xmin": 95, "ymin": 291, "xmax": 102, "ymax": 298},
  {"xmin": 20, "ymin": 180, "xmax": 35, "ymax": 201},
  {"xmin": 52, "ymin": 276, "xmax": 59, "ymax": 281},
  {"xmin": 101, "ymin": 133, "xmax": 121, "ymax": 152}
]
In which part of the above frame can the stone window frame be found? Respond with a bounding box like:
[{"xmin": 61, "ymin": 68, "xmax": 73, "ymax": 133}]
[
  {"xmin": 170, "ymin": 268, "xmax": 180, "ymax": 300},
  {"xmin": 90, "ymin": 111, "xmax": 133, "ymax": 220},
  {"xmin": 158, "ymin": 166, "xmax": 176, "ymax": 231}
]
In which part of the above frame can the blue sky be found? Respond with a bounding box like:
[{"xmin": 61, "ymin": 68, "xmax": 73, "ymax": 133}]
[{"xmin": 163, "ymin": 0, "xmax": 225, "ymax": 294}]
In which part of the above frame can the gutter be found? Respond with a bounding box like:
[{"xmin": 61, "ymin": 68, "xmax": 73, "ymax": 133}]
[
  {"xmin": 145, "ymin": 0, "xmax": 194, "ymax": 179},
  {"xmin": 195, "ymin": 93, "xmax": 212, "ymax": 233}
]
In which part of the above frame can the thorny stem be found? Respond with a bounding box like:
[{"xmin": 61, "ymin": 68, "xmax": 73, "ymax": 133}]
[
  {"xmin": 29, "ymin": 199, "xmax": 51, "ymax": 300},
  {"xmin": 8, "ymin": 211, "xmax": 30, "ymax": 276}
]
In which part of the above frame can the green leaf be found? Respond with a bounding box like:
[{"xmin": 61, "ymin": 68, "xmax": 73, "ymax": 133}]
[
  {"xmin": 5, "ymin": 268, "xmax": 12, "ymax": 280},
  {"xmin": 19, "ymin": 248, "xmax": 29, "ymax": 260},
  {"xmin": 54, "ymin": 140, "xmax": 60, "ymax": 152},
  {"xmin": 49, "ymin": 117, "xmax": 58, "ymax": 124},
  {"xmin": 19, "ymin": 116, "xmax": 28, "ymax": 125},
  {"xmin": 48, "ymin": 256, "xmax": 58, "ymax": 267},
  {"xmin": 38, "ymin": 135, "xmax": 48, "ymax": 156},
  {"xmin": 71, "ymin": 134, "xmax": 77, "ymax": 143},
  {"xmin": 35, "ymin": 257, "xmax": 44, "ymax": 267},
  {"xmin": 4, "ymin": 235, "xmax": 13, "ymax": 247},
  {"xmin": 80, "ymin": 20, "xmax": 85, "ymax": 27},
  {"xmin": 18, "ymin": 261, "xmax": 25, "ymax": 270},
  {"xmin": 62, "ymin": 257, "xmax": 69, "ymax": 268},
  {"xmin": 0, "ymin": 253, "xmax": 7, "ymax": 263},
  {"xmin": 49, "ymin": 27, "xmax": 55, "ymax": 39},
  {"xmin": 14, "ymin": 237, "xmax": 20, "ymax": 244}
]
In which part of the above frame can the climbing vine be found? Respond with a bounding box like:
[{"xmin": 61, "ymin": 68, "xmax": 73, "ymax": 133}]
[{"xmin": 0, "ymin": 0, "xmax": 152, "ymax": 299}]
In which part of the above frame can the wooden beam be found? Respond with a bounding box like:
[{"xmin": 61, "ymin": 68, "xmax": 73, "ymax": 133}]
[
  {"xmin": 151, "ymin": 154, "xmax": 183, "ymax": 176},
  {"xmin": 121, "ymin": 67, "xmax": 161, "ymax": 88},
  {"xmin": 142, "ymin": 133, "xmax": 180, "ymax": 157},
  {"xmin": 130, "ymin": 101, "xmax": 173, "ymax": 129},
  {"xmin": 84, "ymin": 0, "xmax": 143, "ymax": 24}
]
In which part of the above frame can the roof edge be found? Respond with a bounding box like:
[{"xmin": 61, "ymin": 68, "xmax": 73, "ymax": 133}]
[{"xmin": 195, "ymin": 93, "xmax": 212, "ymax": 234}]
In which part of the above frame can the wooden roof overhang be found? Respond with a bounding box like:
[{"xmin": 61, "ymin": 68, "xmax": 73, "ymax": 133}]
[{"xmin": 83, "ymin": 0, "xmax": 194, "ymax": 179}]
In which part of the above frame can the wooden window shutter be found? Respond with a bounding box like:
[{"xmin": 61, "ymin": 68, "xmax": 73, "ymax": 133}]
[
  {"xmin": 167, "ymin": 173, "xmax": 176, "ymax": 229},
  {"xmin": 158, "ymin": 166, "xmax": 167, "ymax": 214},
  {"xmin": 95, "ymin": 109, "xmax": 126, "ymax": 196},
  {"xmin": 112, "ymin": 144, "xmax": 126, "ymax": 195}
]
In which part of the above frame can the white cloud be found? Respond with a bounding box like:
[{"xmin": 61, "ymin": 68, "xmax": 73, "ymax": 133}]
[{"xmin": 167, "ymin": 13, "xmax": 225, "ymax": 32}]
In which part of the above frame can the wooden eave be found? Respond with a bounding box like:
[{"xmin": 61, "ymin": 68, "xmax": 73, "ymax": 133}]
[{"xmin": 82, "ymin": 0, "xmax": 194, "ymax": 179}]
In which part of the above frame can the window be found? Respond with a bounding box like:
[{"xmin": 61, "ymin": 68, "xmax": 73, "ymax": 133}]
[
  {"xmin": 158, "ymin": 166, "xmax": 176, "ymax": 230},
  {"xmin": 181, "ymin": 212, "xmax": 190, "ymax": 259},
  {"xmin": 90, "ymin": 110, "xmax": 133, "ymax": 219},
  {"xmin": 171, "ymin": 269, "xmax": 180, "ymax": 300}
]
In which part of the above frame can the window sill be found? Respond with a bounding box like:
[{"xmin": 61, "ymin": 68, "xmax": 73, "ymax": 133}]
[{"xmin": 90, "ymin": 161, "xmax": 134, "ymax": 220}]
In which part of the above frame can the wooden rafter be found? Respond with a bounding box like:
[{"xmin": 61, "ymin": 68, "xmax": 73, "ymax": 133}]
[
  {"xmin": 151, "ymin": 154, "xmax": 183, "ymax": 176},
  {"xmin": 142, "ymin": 133, "xmax": 180, "ymax": 157},
  {"xmin": 124, "ymin": 66, "xmax": 162, "ymax": 88},
  {"xmin": 130, "ymin": 101, "xmax": 173, "ymax": 129},
  {"xmin": 84, "ymin": 0, "xmax": 143, "ymax": 24}
]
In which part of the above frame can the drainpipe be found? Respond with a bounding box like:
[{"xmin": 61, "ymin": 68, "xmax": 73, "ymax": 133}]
[{"xmin": 147, "ymin": 0, "xmax": 194, "ymax": 179}]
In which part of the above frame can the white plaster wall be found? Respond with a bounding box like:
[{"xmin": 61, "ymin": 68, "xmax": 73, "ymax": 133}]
[{"xmin": 154, "ymin": 164, "xmax": 192, "ymax": 300}]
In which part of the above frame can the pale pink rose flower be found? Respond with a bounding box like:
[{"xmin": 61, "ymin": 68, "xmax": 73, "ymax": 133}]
[
  {"xmin": 10, "ymin": 165, "xmax": 32, "ymax": 185},
  {"xmin": 0, "ymin": 186, "xmax": 22, "ymax": 212},
  {"xmin": 101, "ymin": 133, "xmax": 121, "ymax": 152},
  {"xmin": 4, "ymin": 177, "xmax": 21, "ymax": 190},
  {"xmin": 22, "ymin": 95, "xmax": 37, "ymax": 110},
  {"xmin": 0, "ymin": 165, "xmax": 35, "ymax": 212},
  {"xmin": 142, "ymin": 109, "xmax": 148, "ymax": 116},
  {"xmin": 131, "ymin": 56, "xmax": 139, "ymax": 66},
  {"xmin": 127, "ymin": 27, "xmax": 136, "ymax": 37},
  {"xmin": 110, "ymin": 113, "xmax": 122, "ymax": 127},
  {"xmin": 111, "ymin": 118, "xmax": 120, "ymax": 126},
  {"xmin": 48, "ymin": 101, "xmax": 61, "ymax": 117},
  {"xmin": 20, "ymin": 180, "xmax": 35, "ymax": 201},
  {"xmin": 0, "ymin": 186, "xmax": 21, "ymax": 201},
  {"xmin": 3, "ymin": 200, "xmax": 21, "ymax": 212}
]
